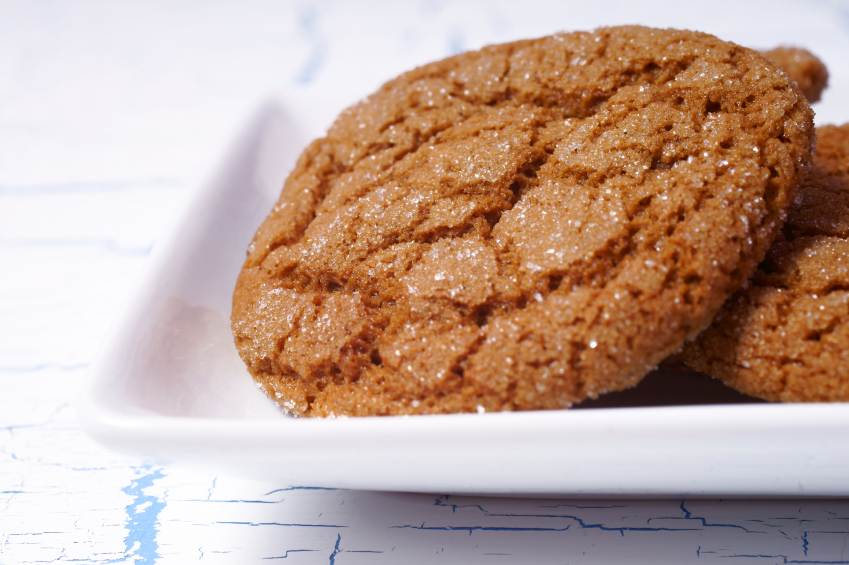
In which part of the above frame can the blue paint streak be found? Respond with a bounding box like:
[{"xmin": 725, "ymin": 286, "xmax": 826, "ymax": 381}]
[
  {"xmin": 428, "ymin": 497, "xmax": 697, "ymax": 535},
  {"xmin": 262, "ymin": 549, "xmax": 320, "ymax": 559},
  {"xmin": 392, "ymin": 524, "xmax": 572, "ymax": 536},
  {"xmin": 329, "ymin": 534, "xmax": 342, "ymax": 565},
  {"xmin": 264, "ymin": 486, "xmax": 341, "ymax": 496},
  {"xmin": 435, "ymin": 496, "xmax": 486, "ymax": 514},
  {"xmin": 1, "ymin": 423, "xmax": 36, "ymax": 434},
  {"xmin": 193, "ymin": 499, "xmax": 287, "ymax": 504},
  {"xmin": 803, "ymin": 531, "xmax": 809, "ymax": 556},
  {"xmin": 538, "ymin": 503, "xmax": 629, "ymax": 509},
  {"xmin": 434, "ymin": 495, "xmax": 630, "ymax": 518},
  {"xmin": 447, "ymin": 30, "xmax": 465, "ymax": 55},
  {"xmin": 295, "ymin": 44, "xmax": 326, "ymax": 85},
  {"xmin": 722, "ymin": 555, "xmax": 785, "ymax": 559},
  {"xmin": 294, "ymin": 4, "xmax": 326, "ymax": 85},
  {"xmin": 770, "ymin": 518, "xmax": 817, "ymax": 522},
  {"xmin": 645, "ymin": 501, "xmax": 751, "ymax": 532},
  {"xmin": 720, "ymin": 557, "xmax": 849, "ymax": 565},
  {"xmin": 784, "ymin": 557, "xmax": 849, "ymax": 565},
  {"xmin": 111, "ymin": 466, "xmax": 166, "ymax": 565},
  {"xmin": 206, "ymin": 477, "xmax": 217, "ymax": 501},
  {"xmin": 714, "ymin": 555, "xmax": 849, "ymax": 565},
  {"xmin": 570, "ymin": 512, "xmax": 679, "ymax": 528},
  {"xmin": 216, "ymin": 499, "xmax": 282, "ymax": 504},
  {"xmin": 216, "ymin": 521, "xmax": 347, "ymax": 528}
]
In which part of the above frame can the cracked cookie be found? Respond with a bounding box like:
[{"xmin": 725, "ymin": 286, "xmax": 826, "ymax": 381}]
[
  {"xmin": 232, "ymin": 26, "xmax": 814, "ymax": 416},
  {"xmin": 681, "ymin": 124, "xmax": 849, "ymax": 402}
]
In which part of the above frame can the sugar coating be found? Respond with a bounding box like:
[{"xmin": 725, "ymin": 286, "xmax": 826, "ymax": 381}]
[
  {"xmin": 232, "ymin": 26, "xmax": 814, "ymax": 416},
  {"xmin": 761, "ymin": 46, "xmax": 828, "ymax": 103},
  {"xmin": 682, "ymin": 125, "xmax": 849, "ymax": 402}
]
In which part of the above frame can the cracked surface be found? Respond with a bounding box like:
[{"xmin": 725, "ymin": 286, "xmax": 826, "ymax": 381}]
[
  {"xmin": 761, "ymin": 46, "xmax": 828, "ymax": 104},
  {"xmin": 232, "ymin": 26, "xmax": 814, "ymax": 416},
  {"xmin": 682, "ymin": 124, "xmax": 849, "ymax": 402}
]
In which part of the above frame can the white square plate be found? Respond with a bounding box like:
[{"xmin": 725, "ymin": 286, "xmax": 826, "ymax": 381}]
[{"xmin": 80, "ymin": 102, "xmax": 849, "ymax": 497}]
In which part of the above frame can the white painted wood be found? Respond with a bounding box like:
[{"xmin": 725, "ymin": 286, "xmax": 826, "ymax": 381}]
[{"xmin": 2, "ymin": 1, "xmax": 849, "ymax": 562}]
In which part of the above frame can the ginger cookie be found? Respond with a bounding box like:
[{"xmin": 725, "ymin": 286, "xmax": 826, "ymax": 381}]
[
  {"xmin": 681, "ymin": 124, "xmax": 849, "ymax": 402},
  {"xmin": 762, "ymin": 46, "xmax": 828, "ymax": 103},
  {"xmin": 232, "ymin": 26, "xmax": 814, "ymax": 416}
]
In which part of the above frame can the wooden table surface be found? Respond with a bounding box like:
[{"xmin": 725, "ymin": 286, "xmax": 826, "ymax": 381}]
[{"xmin": 2, "ymin": 1, "xmax": 849, "ymax": 562}]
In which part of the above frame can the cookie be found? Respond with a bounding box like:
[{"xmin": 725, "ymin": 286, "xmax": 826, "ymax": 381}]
[
  {"xmin": 681, "ymin": 124, "xmax": 849, "ymax": 402},
  {"xmin": 232, "ymin": 26, "xmax": 814, "ymax": 417},
  {"xmin": 761, "ymin": 46, "xmax": 828, "ymax": 103},
  {"xmin": 660, "ymin": 45, "xmax": 828, "ymax": 375}
]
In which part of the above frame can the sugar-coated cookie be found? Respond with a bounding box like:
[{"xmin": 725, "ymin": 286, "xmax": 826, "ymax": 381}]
[
  {"xmin": 682, "ymin": 124, "xmax": 849, "ymax": 402},
  {"xmin": 762, "ymin": 46, "xmax": 828, "ymax": 103},
  {"xmin": 233, "ymin": 26, "xmax": 814, "ymax": 416}
]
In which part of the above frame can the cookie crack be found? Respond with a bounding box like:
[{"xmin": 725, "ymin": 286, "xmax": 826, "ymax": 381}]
[
  {"xmin": 448, "ymin": 332, "xmax": 486, "ymax": 383},
  {"xmin": 266, "ymin": 45, "xmax": 704, "ymax": 269},
  {"xmin": 258, "ymin": 152, "xmax": 352, "ymax": 264},
  {"xmin": 804, "ymin": 315, "xmax": 842, "ymax": 343}
]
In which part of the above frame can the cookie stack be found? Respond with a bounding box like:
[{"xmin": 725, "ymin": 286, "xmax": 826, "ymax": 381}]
[{"xmin": 232, "ymin": 26, "xmax": 846, "ymax": 416}]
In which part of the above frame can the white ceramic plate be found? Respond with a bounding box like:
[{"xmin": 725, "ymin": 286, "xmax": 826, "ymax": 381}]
[{"xmin": 80, "ymin": 102, "xmax": 849, "ymax": 497}]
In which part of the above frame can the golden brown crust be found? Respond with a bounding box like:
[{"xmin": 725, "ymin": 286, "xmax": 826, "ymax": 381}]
[
  {"xmin": 762, "ymin": 46, "xmax": 828, "ymax": 103},
  {"xmin": 681, "ymin": 125, "xmax": 849, "ymax": 402},
  {"xmin": 233, "ymin": 26, "xmax": 814, "ymax": 416}
]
